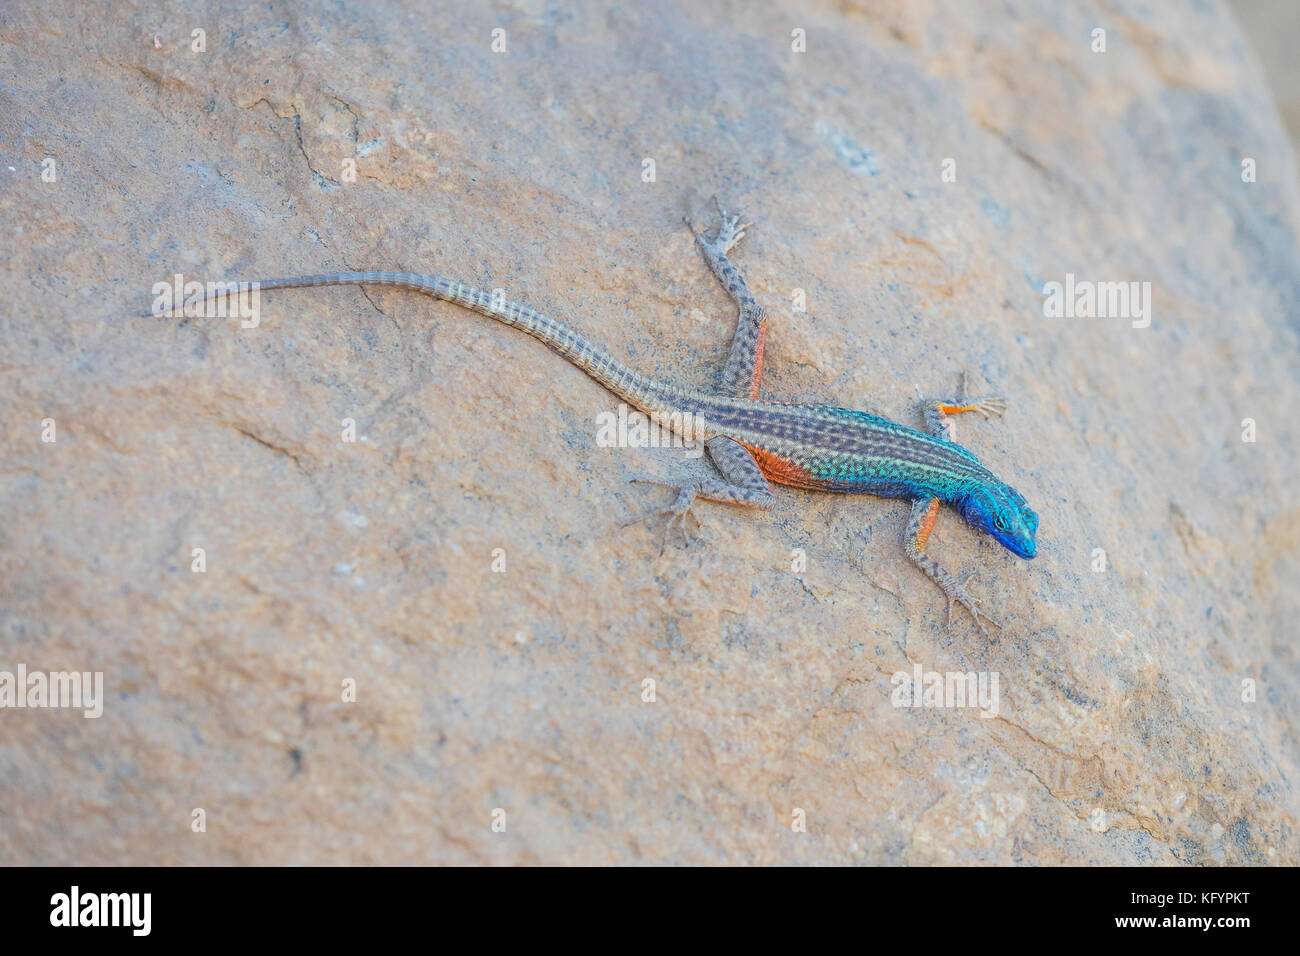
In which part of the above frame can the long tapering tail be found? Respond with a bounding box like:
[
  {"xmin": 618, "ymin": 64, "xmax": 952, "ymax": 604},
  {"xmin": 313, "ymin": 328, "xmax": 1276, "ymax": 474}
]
[{"xmin": 145, "ymin": 270, "xmax": 668, "ymax": 410}]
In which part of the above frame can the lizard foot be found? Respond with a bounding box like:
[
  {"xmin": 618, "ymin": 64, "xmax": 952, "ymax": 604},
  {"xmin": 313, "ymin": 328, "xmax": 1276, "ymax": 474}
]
[
  {"xmin": 958, "ymin": 370, "xmax": 1007, "ymax": 419},
  {"xmin": 967, "ymin": 395, "xmax": 1008, "ymax": 420},
  {"xmin": 943, "ymin": 574, "xmax": 1002, "ymax": 638},
  {"xmin": 623, "ymin": 476, "xmax": 702, "ymax": 555},
  {"xmin": 685, "ymin": 197, "xmax": 753, "ymax": 256}
]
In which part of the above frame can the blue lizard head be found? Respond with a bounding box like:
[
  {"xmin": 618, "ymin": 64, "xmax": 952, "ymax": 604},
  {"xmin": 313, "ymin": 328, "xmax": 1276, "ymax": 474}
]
[{"xmin": 960, "ymin": 482, "xmax": 1038, "ymax": 559}]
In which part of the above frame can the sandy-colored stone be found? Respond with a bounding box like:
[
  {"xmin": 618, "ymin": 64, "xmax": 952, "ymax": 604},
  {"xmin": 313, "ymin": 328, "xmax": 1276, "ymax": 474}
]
[
  {"xmin": 1, "ymin": 0, "xmax": 1296, "ymax": 865},
  {"xmin": 1230, "ymin": 0, "xmax": 1300, "ymax": 157}
]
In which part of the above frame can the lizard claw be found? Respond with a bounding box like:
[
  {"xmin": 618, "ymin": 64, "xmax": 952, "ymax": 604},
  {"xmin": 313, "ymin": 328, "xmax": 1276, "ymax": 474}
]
[
  {"xmin": 713, "ymin": 210, "xmax": 753, "ymax": 255},
  {"xmin": 687, "ymin": 199, "xmax": 753, "ymax": 255},
  {"xmin": 970, "ymin": 396, "xmax": 1008, "ymax": 420},
  {"xmin": 944, "ymin": 575, "xmax": 1002, "ymax": 637},
  {"xmin": 964, "ymin": 598, "xmax": 1002, "ymax": 638},
  {"xmin": 945, "ymin": 594, "xmax": 1001, "ymax": 638},
  {"xmin": 624, "ymin": 477, "xmax": 702, "ymax": 554},
  {"xmin": 684, "ymin": 213, "xmax": 708, "ymax": 248},
  {"xmin": 956, "ymin": 371, "xmax": 1008, "ymax": 420}
]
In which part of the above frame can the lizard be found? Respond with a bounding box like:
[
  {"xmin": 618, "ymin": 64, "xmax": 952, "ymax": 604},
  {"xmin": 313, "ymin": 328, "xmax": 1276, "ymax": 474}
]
[{"xmin": 149, "ymin": 201, "xmax": 1038, "ymax": 634}]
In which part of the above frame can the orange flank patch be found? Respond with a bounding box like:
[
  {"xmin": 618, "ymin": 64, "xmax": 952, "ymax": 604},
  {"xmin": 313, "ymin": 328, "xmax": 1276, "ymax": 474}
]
[
  {"xmin": 726, "ymin": 495, "xmax": 772, "ymax": 510},
  {"xmin": 915, "ymin": 498, "xmax": 940, "ymax": 549},
  {"xmin": 938, "ymin": 403, "xmax": 976, "ymax": 414},
  {"xmin": 743, "ymin": 443, "xmax": 820, "ymax": 489},
  {"xmin": 748, "ymin": 321, "xmax": 767, "ymax": 398}
]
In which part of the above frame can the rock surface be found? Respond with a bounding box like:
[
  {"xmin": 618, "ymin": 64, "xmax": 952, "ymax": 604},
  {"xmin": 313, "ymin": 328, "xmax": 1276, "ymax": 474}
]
[
  {"xmin": 1, "ymin": 0, "xmax": 1297, "ymax": 865},
  {"xmin": 1230, "ymin": 0, "xmax": 1300, "ymax": 157}
]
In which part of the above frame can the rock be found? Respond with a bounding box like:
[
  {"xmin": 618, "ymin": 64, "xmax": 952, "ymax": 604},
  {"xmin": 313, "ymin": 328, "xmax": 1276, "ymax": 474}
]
[
  {"xmin": 1, "ymin": 0, "xmax": 1296, "ymax": 865},
  {"xmin": 1230, "ymin": 0, "xmax": 1300, "ymax": 158}
]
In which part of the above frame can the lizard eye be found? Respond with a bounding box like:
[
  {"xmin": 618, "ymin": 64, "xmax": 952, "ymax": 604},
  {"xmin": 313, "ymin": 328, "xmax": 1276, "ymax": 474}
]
[{"xmin": 993, "ymin": 514, "xmax": 1009, "ymax": 533}]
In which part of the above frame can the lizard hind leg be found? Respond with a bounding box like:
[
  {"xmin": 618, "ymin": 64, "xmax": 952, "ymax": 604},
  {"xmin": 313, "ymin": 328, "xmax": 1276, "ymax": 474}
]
[
  {"xmin": 623, "ymin": 437, "xmax": 774, "ymax": 554},
  {"xmin": 685, "ymin": 200, "xmax": 768, "ymax": 399}
]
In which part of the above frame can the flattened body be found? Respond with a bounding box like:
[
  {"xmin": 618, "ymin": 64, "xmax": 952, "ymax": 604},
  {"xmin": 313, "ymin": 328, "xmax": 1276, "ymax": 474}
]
[{"xmin": 647, "ymin": 389, "xmax": 997, "ymax": 504}]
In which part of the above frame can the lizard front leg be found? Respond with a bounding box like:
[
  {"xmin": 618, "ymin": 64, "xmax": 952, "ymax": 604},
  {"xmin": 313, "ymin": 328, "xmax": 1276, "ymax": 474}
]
[
  {"xmin": 625, "ymin": 436, "xmax": 773, "ymax": 553},
  {"xmin": 921, "ymin": 370, "xmax": 1007, "ymax": 441},
  {"xmin": 904, "ymin": 497, "xmax": 1001, "ymax": 636},
  {"xmin": 685, "ymin": 199, "xmax": 768, "ymax": 399}
]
